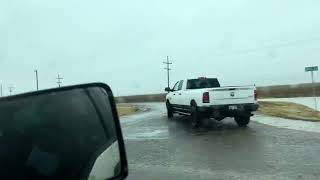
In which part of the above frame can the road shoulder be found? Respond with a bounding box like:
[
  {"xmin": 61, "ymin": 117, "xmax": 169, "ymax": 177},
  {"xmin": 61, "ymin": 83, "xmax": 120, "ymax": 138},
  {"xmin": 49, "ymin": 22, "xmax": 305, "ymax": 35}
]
[{"xmin": 253, "ymin": 113, "xmax": 320, "ymax": 133}]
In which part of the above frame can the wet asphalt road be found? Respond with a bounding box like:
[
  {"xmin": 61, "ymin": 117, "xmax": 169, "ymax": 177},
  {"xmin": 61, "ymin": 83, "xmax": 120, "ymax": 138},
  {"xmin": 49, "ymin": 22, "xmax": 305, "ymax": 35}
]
[{"xmin": 120, "ymin": 103, "xmax": 320, "ymax": 180}]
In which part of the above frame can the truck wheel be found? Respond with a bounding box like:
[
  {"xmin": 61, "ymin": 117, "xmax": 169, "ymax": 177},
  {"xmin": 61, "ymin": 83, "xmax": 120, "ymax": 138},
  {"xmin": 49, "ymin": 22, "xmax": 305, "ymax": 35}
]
[
  {"xmin": 191, "ymin": 105, "xmax": 201, "ymax": 128},
  {"xmin": 234, "ymin": 115, "xmax": 250, "ymax": 127},
  {"xmin": 166, "ymin": 101, "xmax": 173, "ymax": 118}
]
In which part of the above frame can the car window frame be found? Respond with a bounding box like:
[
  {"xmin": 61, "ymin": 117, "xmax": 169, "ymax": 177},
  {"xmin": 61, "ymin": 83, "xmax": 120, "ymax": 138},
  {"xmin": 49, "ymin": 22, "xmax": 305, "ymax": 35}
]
[
  {"xmin": 172, "ymin": 81, "xmax": 180, "ymax": 91},
  {"xmin": 178, "ymin": 80, "xmax": 184, "ymax": 91}
]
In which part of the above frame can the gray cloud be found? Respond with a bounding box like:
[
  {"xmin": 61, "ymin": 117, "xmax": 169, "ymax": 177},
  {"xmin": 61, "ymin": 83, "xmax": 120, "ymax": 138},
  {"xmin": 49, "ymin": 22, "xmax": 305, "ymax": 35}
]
[{"xmin": 0, "ymin": 0, "xmax": 320, "ymax": 96}]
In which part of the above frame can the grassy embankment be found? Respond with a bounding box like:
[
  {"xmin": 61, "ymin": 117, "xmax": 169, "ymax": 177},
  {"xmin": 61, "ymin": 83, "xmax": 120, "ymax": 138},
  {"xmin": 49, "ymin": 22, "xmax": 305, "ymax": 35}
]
[
  {"xmin": 258, "ymin": 101, "xmax": 320, "ymax": 121},
  {"xmin": 116, "ymin": 104, "xmax": 138, "ymax": 117}
]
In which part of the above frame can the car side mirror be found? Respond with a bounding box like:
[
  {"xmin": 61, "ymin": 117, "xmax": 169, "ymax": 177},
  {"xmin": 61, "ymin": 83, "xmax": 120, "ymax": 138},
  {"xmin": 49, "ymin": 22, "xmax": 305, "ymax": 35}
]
[
  {"xmin": 165, "ymin": 87, "xmax": 172, "ymax": 92},
  {"xmin": 0, "ymin": 83, "xmax": 128, "ymax": 180}
]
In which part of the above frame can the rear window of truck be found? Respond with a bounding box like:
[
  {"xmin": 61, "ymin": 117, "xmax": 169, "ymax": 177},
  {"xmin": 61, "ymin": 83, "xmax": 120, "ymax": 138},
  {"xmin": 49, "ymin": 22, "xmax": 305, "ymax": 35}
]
[{"xmin": 186, "ymin": 78, "xmax": 220, "ymax": 89}]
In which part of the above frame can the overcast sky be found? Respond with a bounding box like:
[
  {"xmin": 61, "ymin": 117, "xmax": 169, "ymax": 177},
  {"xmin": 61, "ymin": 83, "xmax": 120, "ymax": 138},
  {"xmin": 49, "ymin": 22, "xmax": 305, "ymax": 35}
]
[{"xmin": 1, "ymin": 0, "xmax": 320, "ymax": 96}]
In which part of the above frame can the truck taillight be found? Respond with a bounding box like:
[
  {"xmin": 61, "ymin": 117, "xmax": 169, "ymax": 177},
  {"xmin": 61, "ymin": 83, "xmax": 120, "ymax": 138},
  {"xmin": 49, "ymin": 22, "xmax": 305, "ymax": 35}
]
[
  {"xmin": 254, "ymin": 90, "xmax": 257, "ymax": 100},
  {"xmin": 203, "ymin": 92, "xmax": 210, "ymax": 103}
]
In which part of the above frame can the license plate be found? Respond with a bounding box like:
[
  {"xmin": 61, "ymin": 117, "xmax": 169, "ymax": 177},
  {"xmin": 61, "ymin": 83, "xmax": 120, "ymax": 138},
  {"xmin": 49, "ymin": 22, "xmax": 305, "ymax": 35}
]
[{"xmin": 229, "ymin": 105, "xmax": 238, "ymax": 110}]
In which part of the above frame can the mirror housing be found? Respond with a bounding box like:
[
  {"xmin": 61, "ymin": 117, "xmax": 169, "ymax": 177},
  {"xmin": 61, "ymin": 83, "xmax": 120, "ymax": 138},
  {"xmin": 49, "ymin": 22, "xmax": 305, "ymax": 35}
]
[
  {"xmin": 0, "ymin": 83, "xmax": 128, "ymax": 180},
  {"xmin": 165, "ymin": 87, "xmax": 172, "ymax": 92}
]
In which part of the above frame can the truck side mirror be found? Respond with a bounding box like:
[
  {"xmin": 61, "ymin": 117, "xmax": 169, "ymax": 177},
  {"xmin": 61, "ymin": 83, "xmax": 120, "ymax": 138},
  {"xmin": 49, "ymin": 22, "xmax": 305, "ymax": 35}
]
[
  {"xmin": 165, "ymin": 87, "xmax": 172, "ymax": 92},
  {"xmin": 0, "ymin": 83, "xmax": 128, "ymax": 180}
]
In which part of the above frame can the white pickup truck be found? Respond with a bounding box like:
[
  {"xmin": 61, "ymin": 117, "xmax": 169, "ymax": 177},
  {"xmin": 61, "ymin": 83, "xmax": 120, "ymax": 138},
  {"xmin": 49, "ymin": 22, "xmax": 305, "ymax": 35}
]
[{"xmin": 165, "ymin": 78, "xmax": 259, "ymax": 127}]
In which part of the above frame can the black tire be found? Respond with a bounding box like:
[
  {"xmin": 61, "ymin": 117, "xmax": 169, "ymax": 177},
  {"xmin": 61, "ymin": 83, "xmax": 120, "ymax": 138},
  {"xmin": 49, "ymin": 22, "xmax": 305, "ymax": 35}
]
[
  {"xmin": 190, "ymin": 104, "xmax": 201, "ymax": 128},
  {"xmin": 234, "ymin": 115, "xmax": 250, "ymax": 127},
  {"xmin": 166, "ymin": 101, "xmax": 173, "ymax": 118}
]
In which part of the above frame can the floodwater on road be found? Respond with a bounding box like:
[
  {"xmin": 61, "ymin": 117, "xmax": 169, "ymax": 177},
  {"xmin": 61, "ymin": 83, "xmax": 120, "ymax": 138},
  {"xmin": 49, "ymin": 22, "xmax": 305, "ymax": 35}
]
[{"xmin": 120, "ymin": 103, "xmax": 320, "ymax": 180}]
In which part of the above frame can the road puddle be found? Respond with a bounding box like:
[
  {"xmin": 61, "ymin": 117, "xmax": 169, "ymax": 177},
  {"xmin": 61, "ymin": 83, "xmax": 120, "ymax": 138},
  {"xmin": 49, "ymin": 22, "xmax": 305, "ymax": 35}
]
[{"xmin": 124, "ymin": 129, "xmax": 168, "ymax": 140}]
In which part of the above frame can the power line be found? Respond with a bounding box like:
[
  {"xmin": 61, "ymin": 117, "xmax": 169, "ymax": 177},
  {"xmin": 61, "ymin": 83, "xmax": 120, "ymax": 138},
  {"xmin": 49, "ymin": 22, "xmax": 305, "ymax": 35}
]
[
  {"xmin": 56, "ymin": 74, "xmax": 63, "ymax": 87},
  {"xmin": 163, "ymin": 56, "xmax": 172, "ymax": 91}
]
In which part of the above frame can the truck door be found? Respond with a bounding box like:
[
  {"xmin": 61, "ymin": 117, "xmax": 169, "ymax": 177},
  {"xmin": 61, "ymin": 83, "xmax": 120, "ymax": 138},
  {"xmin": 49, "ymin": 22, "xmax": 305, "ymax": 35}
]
[
  {"xmin": 177, "ymin": 80, "xmax": 190, "ymax": 107},
  {"xmin": 169, "ymin": 81, "xmax": 180, "ymax": 105},
  {"xmin": 176, "ymin": 80, "xmax": 184, "ymax": 105},
  {"xmin": 170, "ymin": 80, "xmax": 185, "ymax": 112}
]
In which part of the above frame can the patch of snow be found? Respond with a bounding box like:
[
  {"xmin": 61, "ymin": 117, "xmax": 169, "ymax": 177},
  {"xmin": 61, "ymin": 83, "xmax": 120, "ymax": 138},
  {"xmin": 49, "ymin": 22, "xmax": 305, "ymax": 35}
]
[
  {"xmin": 257, "ymin": 97, "xmax": 320, "ymax": 133},
  {"xmin": 253, "ymin": 114, "xmax": 320, "ymax": 133},
  {"xmin": 260, "ymin": 97, "xmax": 320, "ymax": 110}
]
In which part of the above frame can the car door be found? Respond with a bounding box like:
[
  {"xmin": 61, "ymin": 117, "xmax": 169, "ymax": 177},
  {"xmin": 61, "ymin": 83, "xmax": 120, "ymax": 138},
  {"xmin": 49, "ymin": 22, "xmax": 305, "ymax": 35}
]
[
  {"xmin": 169, "ymin": 81, "xmax": 180, "ymax": 105},
  {"xmin": 178, "ymin": 80, "xmax": 189, "ymax": 107},
  {"xmin": 175, "ymin": 80, "xmax": 184, "ymax": 106}
]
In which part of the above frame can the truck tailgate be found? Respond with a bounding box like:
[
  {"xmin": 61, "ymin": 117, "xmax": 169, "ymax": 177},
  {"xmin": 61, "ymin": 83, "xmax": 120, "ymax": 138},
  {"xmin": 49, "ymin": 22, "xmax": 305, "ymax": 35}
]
[{"xmin": 209, "ymin": 86, "xmax": 256, "ymax": 105}]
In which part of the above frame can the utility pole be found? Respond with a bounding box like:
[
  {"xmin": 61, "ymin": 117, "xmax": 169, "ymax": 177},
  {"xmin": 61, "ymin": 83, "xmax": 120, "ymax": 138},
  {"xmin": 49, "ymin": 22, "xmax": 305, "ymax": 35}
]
[
  {"xmin": 8, "ymin": 86, "xmax": 13, "ymax": 95},
  {"xmin": 0, "ymin": 84, "xmax": 2, "ymax": 97},
  {"xmin": 34, "ymin": 69, "xmax": 39, "ymax": 90},
  {"xmin": 56, "ymin": 74, "xmax": 63, "ymax": 87},
  {"xmin": 163, "ymin": 56, "xmax": 172, "ymax": 91}
]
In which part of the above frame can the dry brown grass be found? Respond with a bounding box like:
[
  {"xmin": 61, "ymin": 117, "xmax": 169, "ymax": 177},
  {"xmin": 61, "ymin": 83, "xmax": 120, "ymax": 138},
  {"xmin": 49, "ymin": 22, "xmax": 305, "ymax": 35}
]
[
  {"xmin": 116, "ymin": 104, "xmax": 138, "ymax": 117},
  {"xmin": 258, "ymin": 101, "xmax": 320, "ymax": 121}
]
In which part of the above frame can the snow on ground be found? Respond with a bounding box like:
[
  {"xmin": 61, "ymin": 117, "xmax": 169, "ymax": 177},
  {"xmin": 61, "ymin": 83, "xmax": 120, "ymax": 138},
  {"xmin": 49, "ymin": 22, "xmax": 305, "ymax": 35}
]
[
  {"xmin": 253, "ymin": 114, "xmax": 320, "ymax": 133},
  {"xmin": 254, "ymin": 97, "xmax": 320, "ymax": 133},
  {"xmin": 259, "ymin": 97, "xmax": 320, "ymax": 110}
]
